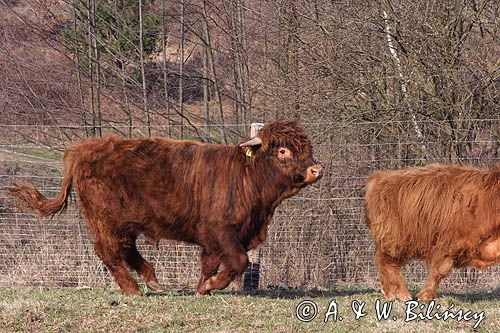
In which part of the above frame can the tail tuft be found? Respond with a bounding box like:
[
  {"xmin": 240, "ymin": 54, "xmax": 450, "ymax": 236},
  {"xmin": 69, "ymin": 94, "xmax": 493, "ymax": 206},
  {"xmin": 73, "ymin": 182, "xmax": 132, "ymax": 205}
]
[{"xmin": 9, "ymin": 180, "xmax": 70, "ymax": 217}]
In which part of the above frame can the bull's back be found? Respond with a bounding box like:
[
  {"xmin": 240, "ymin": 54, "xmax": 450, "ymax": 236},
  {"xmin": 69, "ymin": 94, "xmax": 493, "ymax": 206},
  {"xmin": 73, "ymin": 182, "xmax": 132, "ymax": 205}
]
[
  {"xmin": 63, "ymin": 136, "xmax": 251, "ymax": 242},
  {"xmin": 65, "ymin": 137, "xmax": 206, "ymax": 237}
]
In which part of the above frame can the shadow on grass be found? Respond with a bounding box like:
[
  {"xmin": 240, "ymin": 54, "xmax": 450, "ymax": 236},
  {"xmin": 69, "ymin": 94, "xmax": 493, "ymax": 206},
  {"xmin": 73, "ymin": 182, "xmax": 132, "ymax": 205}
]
[
  {"xmin": 234, "ymin": 287, "xmax": 379, "ymax": 300},
  {"xmin": 439, "ymin": 288, "xmax": 500, "ymax": 303},
  {"xmin": 145, "ymin": 286, "xmax": 379, "ymax": 300},
  {"xmin": 144, "ymin": 285, "xmax": 500, "ymax": 303}
]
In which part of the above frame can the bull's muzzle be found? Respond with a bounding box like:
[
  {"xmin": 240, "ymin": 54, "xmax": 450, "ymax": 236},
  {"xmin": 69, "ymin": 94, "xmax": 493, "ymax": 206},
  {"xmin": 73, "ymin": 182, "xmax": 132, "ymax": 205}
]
[{"xmin": 305, "ymin": 164, "xmax": 323, "ymax": 183}]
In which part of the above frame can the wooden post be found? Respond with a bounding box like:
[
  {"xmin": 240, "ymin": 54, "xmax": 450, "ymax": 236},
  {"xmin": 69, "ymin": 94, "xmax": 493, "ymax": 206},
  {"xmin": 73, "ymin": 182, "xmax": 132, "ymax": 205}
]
[{"xmin": 243, "ymin": 122, "xmax": 264, "ymax": 291}]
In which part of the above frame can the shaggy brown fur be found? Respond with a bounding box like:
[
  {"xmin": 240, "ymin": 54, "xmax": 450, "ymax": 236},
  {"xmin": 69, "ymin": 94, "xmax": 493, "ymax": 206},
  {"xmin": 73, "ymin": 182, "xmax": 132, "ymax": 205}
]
[
  {"xmin": 8, "ymin": 119, "xmax": 322, "ymax": 296},
  {"xmin": 365, "ymin": 164, "xmax": 500, "ymax": 301}
]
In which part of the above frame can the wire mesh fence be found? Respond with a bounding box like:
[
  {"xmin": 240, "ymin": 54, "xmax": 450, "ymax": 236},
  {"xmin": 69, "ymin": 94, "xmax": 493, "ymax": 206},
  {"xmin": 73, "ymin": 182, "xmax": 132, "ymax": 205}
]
[{"xmin": 0, "ymin": 118, "xmax": 498, "ymax": 292}]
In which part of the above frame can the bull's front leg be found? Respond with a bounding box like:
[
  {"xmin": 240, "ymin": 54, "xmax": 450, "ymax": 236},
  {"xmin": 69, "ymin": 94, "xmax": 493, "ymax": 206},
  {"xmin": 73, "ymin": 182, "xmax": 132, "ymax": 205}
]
[
  {"xmin": 247, "ymin": 233, "xmax": 264, "ymax": 250},
  {"xmin": 417, "ymin": 256, "xmax": 453, "ymax": 301},
  {"xmin": 196, "ymin": 249, "xmax": 222, "ymax": 295},
  {"xmin": 197, "ymin": 235, "xmax": 249, "ymax": 295},
  {"xmin": 199, "ymin": 253, "xmax": 248, "ymax": 294},
  {"xmin": 247, "ymin": 218, "xmax": 270, "ymax": 250},
  {"xmin": 375, "ymin": 250, "xmax": 412, "ymax": 301}
]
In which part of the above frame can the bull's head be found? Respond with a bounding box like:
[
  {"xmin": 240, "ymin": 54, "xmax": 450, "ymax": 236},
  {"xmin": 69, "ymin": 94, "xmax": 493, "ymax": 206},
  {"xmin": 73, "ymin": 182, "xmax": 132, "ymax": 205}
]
[{"xmin": 240, "ymin": 119, "xmax": 323, "ymax": 187}]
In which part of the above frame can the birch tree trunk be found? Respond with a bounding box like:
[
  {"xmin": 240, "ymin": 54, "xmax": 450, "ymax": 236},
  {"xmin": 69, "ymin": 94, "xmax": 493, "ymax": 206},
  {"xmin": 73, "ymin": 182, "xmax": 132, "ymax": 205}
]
[{"xmin": 382, "ymin": 6, "xmax": 428, "ymax": 158}]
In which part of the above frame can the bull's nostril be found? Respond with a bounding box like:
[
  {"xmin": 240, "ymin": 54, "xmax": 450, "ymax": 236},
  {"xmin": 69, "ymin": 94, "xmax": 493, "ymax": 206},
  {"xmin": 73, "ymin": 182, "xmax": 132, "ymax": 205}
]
[
  {"xmin": 307, "ymin": 166, "xmax": 322, "ymax": 180},
  {"xmin": 312, "ymin": 166, "xmax": 323, "ymax": 178}
]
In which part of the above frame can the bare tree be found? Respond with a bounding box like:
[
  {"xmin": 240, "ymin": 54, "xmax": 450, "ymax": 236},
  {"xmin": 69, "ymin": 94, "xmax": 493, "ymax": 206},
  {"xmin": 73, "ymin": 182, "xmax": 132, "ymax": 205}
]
[
  {"xmin": 87, "ymin": 0, "xmax": 97, "ymax": 136},
  {"xmin": 178, "ymin": 0, "xmax": 185, "ymax": 139},
  {"xmin": 382, "ymin": 2, "xmax": 427, "ymax": 158},
  {"xmin": 161, "ymin": 0, "xmax": 172, "ymax": 137},
  {"xmin": 139, "ymin": 0, "xmax": 151, "ymax": 137},
  {"xmin": 202, "ymin": 0, "xmax": 227, "ymax": 143},
  {"xmin": 202, "ymin": 37, "xmax": 210, "ymax": 141},
  {"xmin": 73, "ymin": 1, "xmax": 88, "ymax": 137}
]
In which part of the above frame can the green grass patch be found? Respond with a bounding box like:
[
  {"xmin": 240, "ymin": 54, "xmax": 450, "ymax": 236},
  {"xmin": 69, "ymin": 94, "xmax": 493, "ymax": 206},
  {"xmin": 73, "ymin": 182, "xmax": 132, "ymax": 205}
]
[
  {"xmin": 0, "ymin": 287, "xmax": 498, "ymax": 332},
  {"xmin": 12, "ymin": 147, "xmax": 62, "ymax": 160}
]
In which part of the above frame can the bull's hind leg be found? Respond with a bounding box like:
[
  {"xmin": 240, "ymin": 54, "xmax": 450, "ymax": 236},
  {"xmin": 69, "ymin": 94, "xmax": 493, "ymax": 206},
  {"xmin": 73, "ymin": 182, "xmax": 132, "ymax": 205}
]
[
  {"xmin": 196, "ymin": 249, "xmax": 222, "ymax": 295},
  {"xmin": 470, "ymin": 236, "xmax": 500, "ymax": 270},
  {"xmin": 124, "ymin": 242, "xmax": 162, "ymax": 292},
  {"xmin": 93, "ymin": 238, "xmax": 142, "ymax": 296},
  {"xmin": 197, "ymin": 236, "xmax": 248, "ymax": 295},
  {"xmin": 417, "ymin": 256, "xmax": 453, "ymax": 301},
  {"xmin": 375, "ymin": 250, "xmax": 412, "ymax": 301}
]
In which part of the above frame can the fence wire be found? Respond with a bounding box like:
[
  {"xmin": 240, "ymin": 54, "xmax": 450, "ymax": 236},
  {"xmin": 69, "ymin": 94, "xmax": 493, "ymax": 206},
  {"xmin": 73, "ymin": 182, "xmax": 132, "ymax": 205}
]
[{"xmin": 0, "ymin": 119, "xmax": 499, "ymax": 292}]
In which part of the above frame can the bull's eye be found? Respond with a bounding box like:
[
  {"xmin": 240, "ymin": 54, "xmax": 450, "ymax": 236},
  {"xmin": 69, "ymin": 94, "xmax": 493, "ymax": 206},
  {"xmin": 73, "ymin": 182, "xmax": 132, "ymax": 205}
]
[{"xmin": 277, "ymin": 147, "xmax": 292, "ymax": 160}]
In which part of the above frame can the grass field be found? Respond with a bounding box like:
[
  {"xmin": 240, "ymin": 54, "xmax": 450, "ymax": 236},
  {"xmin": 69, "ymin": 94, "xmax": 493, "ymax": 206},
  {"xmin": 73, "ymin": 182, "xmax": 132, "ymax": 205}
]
[{"xmin": 0, "ymin": 286, "xmax": 498, "ymax": 332}]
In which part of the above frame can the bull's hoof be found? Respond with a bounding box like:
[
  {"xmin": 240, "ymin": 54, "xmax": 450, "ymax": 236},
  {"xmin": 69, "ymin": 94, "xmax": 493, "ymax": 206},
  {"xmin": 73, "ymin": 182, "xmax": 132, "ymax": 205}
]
[
  {"xmin": 381, "ymin": 287, "xmax": 394, "ymax": 300},
  {"xmin": 195, "ymin": 286, "xmax": 212, "ymax": 296},
  {"xmin": 146, "ymin": 280, "xmax": 163, "ymax": 292},
  {"xmin": 123, "ymin": 289, "xmax": 143, "ymax": 296},
  {"xmin": 195, "ymin": 290, "xmax": 212, "ymax": 297},
  {"xmin": 396, "ymin": 290, "xmax": 413, "ymax": 302},
  {"xmin": 416, "ymin": 290, "xmax": 436, "ymax": 301}
]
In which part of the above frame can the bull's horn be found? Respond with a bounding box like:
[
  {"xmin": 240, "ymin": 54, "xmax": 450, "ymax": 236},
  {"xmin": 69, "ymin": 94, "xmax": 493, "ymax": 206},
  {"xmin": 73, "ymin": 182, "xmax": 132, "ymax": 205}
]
[{"xmin": 240, "ymin": 137, "xmax": 262, "ymax": 147}]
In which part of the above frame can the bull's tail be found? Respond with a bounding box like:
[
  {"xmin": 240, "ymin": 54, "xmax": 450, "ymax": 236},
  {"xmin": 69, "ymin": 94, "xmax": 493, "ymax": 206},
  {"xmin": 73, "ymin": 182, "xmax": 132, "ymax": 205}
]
[{"xmin": 8, "ymin": 153, "xmax": 74, "ymax": 217}]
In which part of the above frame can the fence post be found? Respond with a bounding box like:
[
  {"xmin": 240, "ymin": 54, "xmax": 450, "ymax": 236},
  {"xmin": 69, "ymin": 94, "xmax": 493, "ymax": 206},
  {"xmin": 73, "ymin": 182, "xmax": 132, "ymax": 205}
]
[{"xmin": 243, "ymin": 122, "xmax": 265, "ymax": 291}]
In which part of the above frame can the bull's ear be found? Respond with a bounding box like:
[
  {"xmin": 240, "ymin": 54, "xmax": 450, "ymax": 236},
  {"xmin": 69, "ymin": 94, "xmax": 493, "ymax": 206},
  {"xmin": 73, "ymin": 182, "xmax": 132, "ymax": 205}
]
[
  {"xmin": 243, "ymin": 147, "xmax": 255, "ymax": 157},
  {"xmin": 240, "ymin": 137, "xmax": 262, "ymax": 147}
]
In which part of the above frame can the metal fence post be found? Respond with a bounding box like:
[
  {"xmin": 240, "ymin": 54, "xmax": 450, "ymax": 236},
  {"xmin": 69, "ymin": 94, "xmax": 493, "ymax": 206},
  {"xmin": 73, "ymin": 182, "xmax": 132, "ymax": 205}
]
[{"xmin": 243, "ymin": 122, "xmax": 265, "ymax": 291}]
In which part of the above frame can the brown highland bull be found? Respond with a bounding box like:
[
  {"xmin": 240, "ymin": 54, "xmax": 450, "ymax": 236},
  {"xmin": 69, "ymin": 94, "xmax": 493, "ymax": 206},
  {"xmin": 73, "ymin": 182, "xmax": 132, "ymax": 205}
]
[
  {"xmin": 365, "ymin": 164, "xmax": 499, "ymax": 301},
  {"xmin": 9, "ymin": 119, "xmax": 323, "ymax": 296}
]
